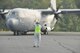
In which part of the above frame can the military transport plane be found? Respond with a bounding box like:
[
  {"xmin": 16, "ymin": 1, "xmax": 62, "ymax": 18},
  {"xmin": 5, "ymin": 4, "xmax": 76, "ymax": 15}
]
[{"xmin": 0, "ymin": 0, "xmax": 80, "ymax": 35}]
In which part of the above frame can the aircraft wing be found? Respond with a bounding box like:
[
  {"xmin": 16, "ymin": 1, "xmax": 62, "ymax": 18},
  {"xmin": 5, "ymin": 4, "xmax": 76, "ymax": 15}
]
[
  {"xmin": 2, "ymin": 8, "xmax": 80, "ymax": 15},
  {"xmin": 60, "ymin": 9, "xmax": 80, "ymax": 14},
  {"xmin": 41, "ymin": 9, "xmax": 80, "ymax": 15}
]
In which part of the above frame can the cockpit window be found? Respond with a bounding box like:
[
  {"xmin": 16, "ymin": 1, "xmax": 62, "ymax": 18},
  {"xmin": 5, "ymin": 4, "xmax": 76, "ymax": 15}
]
[
  {"xmin": 6, "ymin": 11, "xmax": 18, "ymax": 19},
  {"xmin": 12, "ymin": 11, "xmax": 15, "ymax": 15},
  {"xmin": 44, "ymin": 24, "xmax": 47, "ymax": 26}
]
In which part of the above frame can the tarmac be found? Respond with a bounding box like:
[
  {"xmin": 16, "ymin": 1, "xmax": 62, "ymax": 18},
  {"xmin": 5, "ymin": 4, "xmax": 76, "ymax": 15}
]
[{"xmin": 0, "ymin": 31, "xmax": 80, "ymax": 53}]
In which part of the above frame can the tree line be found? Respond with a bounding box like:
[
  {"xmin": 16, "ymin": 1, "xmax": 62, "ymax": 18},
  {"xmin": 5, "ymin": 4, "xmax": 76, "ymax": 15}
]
[{"xmin": 0, "ymin": 0, "xmax": 80, "ymax": 31}]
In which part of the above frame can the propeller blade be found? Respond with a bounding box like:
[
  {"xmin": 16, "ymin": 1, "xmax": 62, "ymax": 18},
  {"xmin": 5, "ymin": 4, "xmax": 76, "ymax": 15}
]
[
  {"xmin": 50, "ymin": 4, "xmax": 55, "ymax": 12},
  {"xmin": 50, "ymin": 0, "xmax": 56, "ymax": 11},
  {"xmin": 56, "ymin": 4, "xmax": 61, "ymax": 12},
  {"xmin": 54, "ymin": 13, "xmax": 63, "ymax": 22}
]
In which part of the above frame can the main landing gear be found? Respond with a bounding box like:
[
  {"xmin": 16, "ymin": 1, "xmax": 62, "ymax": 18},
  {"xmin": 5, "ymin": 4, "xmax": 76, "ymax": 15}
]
[{"xmin": 13, "ymin": 31, "xmax": 27, "ymax": 35}]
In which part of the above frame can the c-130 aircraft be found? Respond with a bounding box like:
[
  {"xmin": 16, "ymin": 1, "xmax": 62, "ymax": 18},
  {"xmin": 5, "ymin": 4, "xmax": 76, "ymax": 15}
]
[{"xmin": 0, "ymin": 0, "xmax": 80, "ymax": 35}]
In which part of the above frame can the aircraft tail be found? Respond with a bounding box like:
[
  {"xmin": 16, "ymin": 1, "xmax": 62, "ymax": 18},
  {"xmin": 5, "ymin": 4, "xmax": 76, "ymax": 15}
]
[{"xmin": 50, "ymin": 0, "xmax": 56, "ymax": 10}]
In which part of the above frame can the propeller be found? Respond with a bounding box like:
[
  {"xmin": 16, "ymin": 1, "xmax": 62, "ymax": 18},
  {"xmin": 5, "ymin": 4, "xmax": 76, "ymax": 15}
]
[
  {"xmin": 0, "ymin": 8, "xmax": 7, "ymax": 19},
  {"xmin": 50, "ymin": 0, "xmax": 61, "ymax": 20},
  {"xmin": 51, "ymin": 5, "xmax": 61, "ymax": 20}
]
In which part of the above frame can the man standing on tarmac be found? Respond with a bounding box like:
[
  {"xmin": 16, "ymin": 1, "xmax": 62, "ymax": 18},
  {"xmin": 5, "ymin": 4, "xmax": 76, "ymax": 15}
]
[{"xmin": 33, "ymin": 22, "xmax": 41, "ymax": 47}]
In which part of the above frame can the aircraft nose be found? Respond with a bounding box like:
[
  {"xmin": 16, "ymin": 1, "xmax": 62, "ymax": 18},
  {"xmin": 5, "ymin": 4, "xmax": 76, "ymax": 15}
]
[
  {"xmin": 46, "ymin": 27, "xmax": 51, "ymax": 31},
  {"xmin": 6, "ymin": 18, "xmax": 19, "ymax": 30}
]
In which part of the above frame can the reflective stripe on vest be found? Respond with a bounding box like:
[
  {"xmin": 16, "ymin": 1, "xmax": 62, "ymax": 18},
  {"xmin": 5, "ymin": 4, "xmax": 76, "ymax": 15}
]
[{"xmin": 35, "ymin": 25, "xmax": 41, "ymax": 33}]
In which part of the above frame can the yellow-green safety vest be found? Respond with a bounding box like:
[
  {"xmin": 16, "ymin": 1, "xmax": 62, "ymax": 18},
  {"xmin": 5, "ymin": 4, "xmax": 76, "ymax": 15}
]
[{"xmin": 35, "ymin": 25, "xmax": 41, "ymax": 33}]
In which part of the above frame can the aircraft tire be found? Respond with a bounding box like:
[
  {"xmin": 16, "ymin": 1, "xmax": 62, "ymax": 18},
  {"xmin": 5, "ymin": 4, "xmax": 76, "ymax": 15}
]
[
  {"xmin": 43, "ymin": 31, "xmax": 48, "ymax": 35},
  {"xmin": 21, "ymin": 32, "xmax": 27, "ymax": 35},
  {"xmin": 17, "ymin": 32, "xmax": 21, "ymax": 35},
  {"xmin": 13, "ymin": 32, "xmax": 16, "ymax": 35}
]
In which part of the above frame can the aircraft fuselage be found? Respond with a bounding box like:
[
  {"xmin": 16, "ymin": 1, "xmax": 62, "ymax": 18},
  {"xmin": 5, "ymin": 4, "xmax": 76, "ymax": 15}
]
[{"xmin": 5, "ymin": 8, "xmax": 57, "ymax": 35}]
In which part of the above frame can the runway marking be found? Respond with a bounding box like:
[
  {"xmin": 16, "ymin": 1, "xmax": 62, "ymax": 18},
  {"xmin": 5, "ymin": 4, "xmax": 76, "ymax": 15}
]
[{"xmin": 53, "ymin": 39, "xmax": 76, "ymax": 53}]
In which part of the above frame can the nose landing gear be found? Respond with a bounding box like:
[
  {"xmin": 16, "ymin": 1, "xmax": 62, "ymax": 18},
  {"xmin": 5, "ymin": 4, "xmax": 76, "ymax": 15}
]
[
  {"xmin": 42, "ymin": 28, "xmax": 48, "ymax": 35},
  {"xmin": 43, "ymin": 31, "xmax": 48, "ymax": 35}
]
